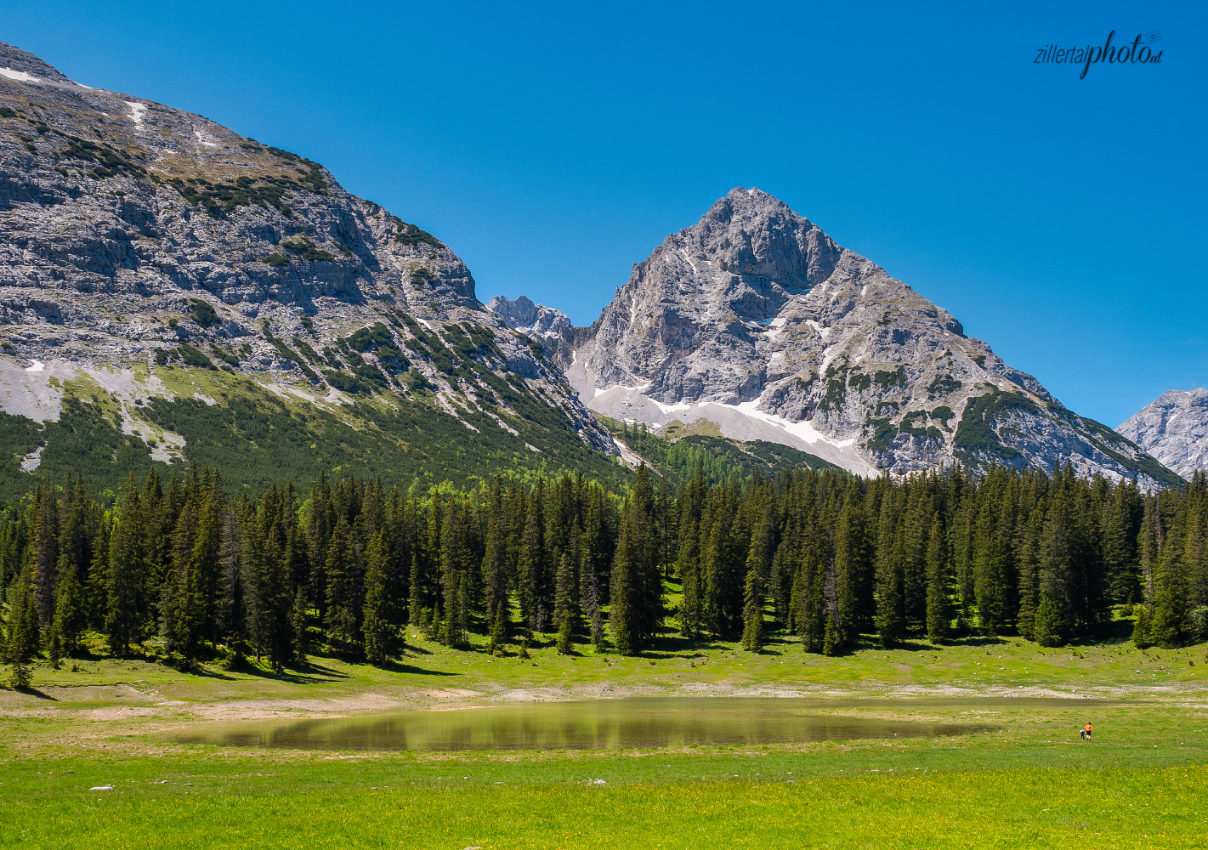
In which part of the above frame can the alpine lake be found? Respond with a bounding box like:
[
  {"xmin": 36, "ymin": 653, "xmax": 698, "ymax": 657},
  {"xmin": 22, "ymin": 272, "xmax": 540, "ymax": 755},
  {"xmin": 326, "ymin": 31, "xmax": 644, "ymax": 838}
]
[{"xmin": 173, "ymin": 696, "xmax": 1011, "ymax": 752}]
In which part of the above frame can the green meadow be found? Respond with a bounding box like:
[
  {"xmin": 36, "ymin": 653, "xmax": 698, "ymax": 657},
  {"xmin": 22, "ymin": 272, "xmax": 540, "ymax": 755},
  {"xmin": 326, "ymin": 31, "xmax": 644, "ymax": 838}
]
[{"xmin": 2, "ymin": 630, "xmax": 1207, "ymax": 848}]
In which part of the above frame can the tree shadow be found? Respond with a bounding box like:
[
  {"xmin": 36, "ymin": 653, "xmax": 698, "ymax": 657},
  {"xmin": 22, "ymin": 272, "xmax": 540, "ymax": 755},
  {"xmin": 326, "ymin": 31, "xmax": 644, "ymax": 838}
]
[
  {"xmin": 15, "ymin": 686, "xmax": 58, "ymax": 700},
  {"xmin": 375, "ymin": 660, "xmax": 460, "ymax": 676},
  {"xmin": 939, "ymin": 634, "xmax": 1010, "ymax": 649},
  {"xmin": 184, "ymin": 666, "xmax": 237, "ymax": 681}
]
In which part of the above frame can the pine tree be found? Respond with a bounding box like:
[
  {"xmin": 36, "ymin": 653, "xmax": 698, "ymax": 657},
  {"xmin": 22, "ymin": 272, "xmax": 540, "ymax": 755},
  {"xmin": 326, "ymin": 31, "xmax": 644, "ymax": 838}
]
[
  {"xmin": 1036, "ymin": 499, "xmax": 1074, "ymax": 647},
  {"xmin": 579, "ymin": 484, "xmax": 611, "ymax": 652},
  {"xmin": 5, "ymin": 566, "xmax": 39, "ymax": 688},
  {"xmin": 29, "ymin": 483, "xmax": 60, "ymax": 629},
  {"xmin": 834, "ymin": 483, "xmax": 870, "ymax": 646},
  {"xmin": 482, "ymin": 485, "xmax": 509, "ymax": 653},
  {"xmin": 363, "ymin": 530, "xmax": 398, "ymax": 663},
  {"xmin": 1033, "ymin": 596, "xmax": 1063, "ymax": 647},
  {"xmin": 973, "ymin": 471, "xmax": 1014, "ymax": 637},
  {"xmin": 519, "ymin": 483, "xmax": 547, "ymax": 635},
  {"xmin": 1132, "ymin": 604, "xmax": 1154, "ymax": 648},
  {"xmin": 439, "ymin": 503, "xmax": 469, "ymax": 649},
  {"xmin": 325, "ymin": 518, "xmax": 363, "ymax": 652},
  {"xmin": 291, "ymin": 587, "xmax": 310, "ymax": 663},
  {"xmin": 106, "ymin": 474, "xmax": 149, "ymax": 657},
  {"xmin": 874, "ymin": 489, "xmax": 905, "ymax": 645},
  {"xmin": 554, "ymin": 552, "xmax": 577, "ymax": 655},
  {"xmin": 924, "ymin": 512, "xmax": 951, "ymax": 643},
  {"xmin": 740, "ymin": 561, "xmax": 763, "ymax": 652},
  {"xmin": 53, "ymin": 563, "xmax": 87, "ymax": 656},
  {"xmin": 610, "ymin": 508, "xmax": 641, "ymax": 655}
]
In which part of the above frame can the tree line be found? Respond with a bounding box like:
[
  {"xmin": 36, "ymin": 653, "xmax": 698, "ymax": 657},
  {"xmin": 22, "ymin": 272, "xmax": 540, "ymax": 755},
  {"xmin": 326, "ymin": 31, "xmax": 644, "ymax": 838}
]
[{"xmin": 3, "ymin": 463, "xmax": 1207, "ymax": 685}]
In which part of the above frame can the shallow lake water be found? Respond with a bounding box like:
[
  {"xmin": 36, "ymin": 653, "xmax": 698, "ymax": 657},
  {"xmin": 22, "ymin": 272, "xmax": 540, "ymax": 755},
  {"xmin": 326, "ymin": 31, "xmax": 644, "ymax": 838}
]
[{"xmin": 173, "ymin": 697, "xmax": 1010, "ymax": 751}]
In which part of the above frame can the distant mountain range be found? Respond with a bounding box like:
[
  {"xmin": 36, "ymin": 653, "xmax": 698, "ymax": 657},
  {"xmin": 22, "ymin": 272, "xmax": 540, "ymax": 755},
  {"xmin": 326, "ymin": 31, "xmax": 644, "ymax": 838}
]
[
  {"xmin": 1119, "ymin": 389, "xmax": 1208, "ymax": 479},
  {"xmin": 491, "ymin": 189, "xmax": 1179, "ymax": 488},
  {"xmin": 0, "ymin": 40, "xmax": 1184, "ymax": 493}
]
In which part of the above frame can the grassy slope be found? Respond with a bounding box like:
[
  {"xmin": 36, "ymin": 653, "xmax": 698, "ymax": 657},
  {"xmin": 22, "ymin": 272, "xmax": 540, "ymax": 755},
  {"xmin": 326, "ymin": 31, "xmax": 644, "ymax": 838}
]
[
  {"xmin": 2, "ymin": 628, "xmax": 1207, "ymax": 848},
  {"xmin": 0, "ymin": 364, "xmax": 628, "ymax": 499}
]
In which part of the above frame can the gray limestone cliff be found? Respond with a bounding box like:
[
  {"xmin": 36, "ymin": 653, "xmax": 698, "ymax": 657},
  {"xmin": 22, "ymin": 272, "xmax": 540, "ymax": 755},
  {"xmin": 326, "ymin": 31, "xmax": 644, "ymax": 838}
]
[
  {"xmin": 0, "ymin": 41, "xmax": 615, "ymax": 483},
  {"xmin": 1119, "ymin": 389, "xmax": 1208, "ymax": 479}
]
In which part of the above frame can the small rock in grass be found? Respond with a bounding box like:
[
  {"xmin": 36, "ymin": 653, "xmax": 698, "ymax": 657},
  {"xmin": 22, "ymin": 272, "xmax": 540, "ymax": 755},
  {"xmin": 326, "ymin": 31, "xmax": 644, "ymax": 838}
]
[{"xmin": 89, "ymin": 785, "xmax": 113, "ymax": 791}]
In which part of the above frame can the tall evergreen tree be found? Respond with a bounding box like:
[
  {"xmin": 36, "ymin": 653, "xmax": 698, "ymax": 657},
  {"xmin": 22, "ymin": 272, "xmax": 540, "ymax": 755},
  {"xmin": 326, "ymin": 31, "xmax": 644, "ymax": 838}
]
[
  {"xmin": 924, "ymin": 512, "xmax": 951, "ymax": 643},
  {"xmin": 106, "ymin": 474, "xmax": 149, "ymax": 656}
]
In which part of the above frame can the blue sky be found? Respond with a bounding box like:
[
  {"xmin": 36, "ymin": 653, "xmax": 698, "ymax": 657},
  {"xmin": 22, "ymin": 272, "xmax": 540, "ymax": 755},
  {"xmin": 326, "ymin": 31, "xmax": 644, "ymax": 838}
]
[{"xmin": 2, "ymin": 1, "xmax": 1204, "ymax": 427}]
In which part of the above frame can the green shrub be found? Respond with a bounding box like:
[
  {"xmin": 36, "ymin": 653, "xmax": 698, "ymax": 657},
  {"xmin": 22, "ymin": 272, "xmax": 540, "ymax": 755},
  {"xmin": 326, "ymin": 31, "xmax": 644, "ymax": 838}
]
[
  {"xmin": 873, "ymin": 367, "xmax": 907, "ymax": 388},
  {"xmin": 190, "ymin": 299, "xmax": 221, "ymax": 328},
  {"xmin": 347, "ymin": 323, "xmax": 394, "ymax": 353},
  {"xmin": 281, "ymin": 237, "xmax": 336, "ymax": 262},
  {"xmin": 931, "ymin": 405, "xmax": 955, "ymax": 426},
  {"xmin": 392, "ymin": 220, "xmax": 444, "ymax": 248},
  {"xmin": 59, "ymin": 135, "xmax": 148, "ymax": 180},
  {"xmin": 927, "ymin": 375, "xmax": 962, "ymax": 397},
  {"xmin": 176, "ymin": 343, "xmax": 215, "ymax": 370}
]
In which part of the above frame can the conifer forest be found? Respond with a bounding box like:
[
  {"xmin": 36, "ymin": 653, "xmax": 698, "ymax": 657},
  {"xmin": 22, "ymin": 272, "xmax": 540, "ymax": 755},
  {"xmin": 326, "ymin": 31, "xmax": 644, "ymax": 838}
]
[{"xmin": 4, "ymin": 462, "xmax": 1207, "ymax": 683}]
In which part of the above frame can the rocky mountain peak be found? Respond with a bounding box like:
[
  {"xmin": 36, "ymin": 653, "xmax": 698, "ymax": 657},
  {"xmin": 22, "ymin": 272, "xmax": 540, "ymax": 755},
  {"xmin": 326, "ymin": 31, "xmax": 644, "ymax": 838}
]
[
  {"xmin": 1118, "ymin": 389, "xmax": 1208, "ymax": 479},
  {"xmin": 553, "ymin": 188, "xmax": 1177, "ymax": 486},
  {"xmin": 487, "ymin": 295, "xmax": 574, "ymax": 362},
  {"xmin": 679, "ymin": 187, "xmax": 842, "ymax": 289}
]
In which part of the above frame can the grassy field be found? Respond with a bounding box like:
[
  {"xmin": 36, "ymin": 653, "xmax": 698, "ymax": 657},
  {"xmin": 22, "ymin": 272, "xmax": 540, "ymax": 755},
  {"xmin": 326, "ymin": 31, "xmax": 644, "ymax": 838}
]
[{"xmin": 2, "ymin": 630, "xmax": 1207, "ymax": 848}]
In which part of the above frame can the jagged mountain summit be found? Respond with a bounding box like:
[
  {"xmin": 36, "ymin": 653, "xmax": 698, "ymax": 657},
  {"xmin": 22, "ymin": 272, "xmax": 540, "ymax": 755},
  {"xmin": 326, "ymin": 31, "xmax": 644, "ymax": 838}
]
[
  {"xmin": 493, "ymin": 188, "xmax": 1178, "ymax": 487},
  {"xmin": 0, "ymin": 42, "xmax": 617, "ymax": 492},
  {"xmin": 1118, "ymin": 389, "xmax": 1208, "ymax": 479}
]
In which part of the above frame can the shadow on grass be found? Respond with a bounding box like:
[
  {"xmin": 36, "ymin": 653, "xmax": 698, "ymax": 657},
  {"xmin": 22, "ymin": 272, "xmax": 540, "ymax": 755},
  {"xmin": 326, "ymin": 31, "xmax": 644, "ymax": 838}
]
[
  {"xmin": 15, "ymin": 686, "xmax": 58, "ymax": 700},
  {"xmin": 377, "ymin": 661, "xmax": 460, "ymax": 676}
]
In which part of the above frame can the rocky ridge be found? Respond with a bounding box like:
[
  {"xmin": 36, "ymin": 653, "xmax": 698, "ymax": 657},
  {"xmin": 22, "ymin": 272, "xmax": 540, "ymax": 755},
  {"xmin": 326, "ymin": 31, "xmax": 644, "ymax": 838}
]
[
  {"xmin": 0, "ymin": 41, "xmax": 616, "ymax": 485},
  {"xmin": 1118, "ymin": 389, "xmax": 1208, "ymax": 479},
  {"xmin": 493, "ymin": 188, "xmax": 1178, "ymax": 487}
]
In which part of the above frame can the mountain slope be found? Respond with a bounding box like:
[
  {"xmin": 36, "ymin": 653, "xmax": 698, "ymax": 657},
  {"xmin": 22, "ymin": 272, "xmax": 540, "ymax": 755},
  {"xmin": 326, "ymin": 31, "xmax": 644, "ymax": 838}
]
[
  {"xmin": 496, "ymin": 188, "xmax": 1178, "ymax": 487},
  {"xmin": 1118, "ymin": 389, "xmax": 1208, "ymax": 479},
  {"xmin": 0, "ymin": 42, "xmax": 620, "ymax": 495}
]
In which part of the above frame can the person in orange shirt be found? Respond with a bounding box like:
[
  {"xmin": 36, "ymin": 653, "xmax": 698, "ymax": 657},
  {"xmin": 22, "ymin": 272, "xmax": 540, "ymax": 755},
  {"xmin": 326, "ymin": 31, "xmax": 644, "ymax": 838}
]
[{"xmin": 1080, "ymin": 723, "xmax": 1093, "ymax": 741}]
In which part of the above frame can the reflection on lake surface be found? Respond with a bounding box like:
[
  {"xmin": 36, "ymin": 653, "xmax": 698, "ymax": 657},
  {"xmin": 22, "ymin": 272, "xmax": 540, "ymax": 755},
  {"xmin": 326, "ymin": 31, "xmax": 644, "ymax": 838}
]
[{"xmin": 174, "ymin": 698, "xmax": 1001, "ymax": 751}]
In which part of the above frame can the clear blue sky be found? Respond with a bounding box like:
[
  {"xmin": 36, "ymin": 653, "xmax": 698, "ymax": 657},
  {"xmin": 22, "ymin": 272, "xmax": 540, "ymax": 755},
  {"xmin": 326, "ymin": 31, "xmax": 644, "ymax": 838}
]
[{"xmin": 2, "ymin": 1, "xmax": 1204, "ymax": 427}]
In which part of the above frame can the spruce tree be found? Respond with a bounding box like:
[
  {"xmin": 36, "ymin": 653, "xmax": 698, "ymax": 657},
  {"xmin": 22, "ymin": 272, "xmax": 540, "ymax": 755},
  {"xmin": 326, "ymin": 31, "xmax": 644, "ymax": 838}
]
[
  {"xmin": 29, "ymin": 483, "xmax": 60, "ymax": 629},
  {"xmin": 53, "ymin": 565, "xmax": 87, "ymax": 656},
  {"xmin": 924, "ymin": 512, "xmax": 951, "ymax": 643},
  {"xmin": 5, "ymin": 566, "xmax": 39, "ymax": 688},
  {"xmin": 555, "ymin": 552, "xmax": 577, "ymax": 655},
  {"xmin": 106, "ymin": 475, "xmax": 148, "ymax": 657},
  {"xmin": 291, "ymin": 587, "xmax": 310, "ymax": 664},
  {"xmin": 364, "ymin": 531, "xmax": 397, "ymax": 663},
  {"xmin": 1036, "ymin": 500, "xmax": 1074, "ymax": 646},
  {"xmin": 834, "ymin": 484, "xmax": 870, "ymax": 646},
  {"xmin": 874, "ymin": 490, "xmax": 905, "ymax": 645},
  {"xmin": 519, "ymin": 484, "xmax": 547, "ymax": 635},
  {"xmin": 482, "ymin": 486, "xmax": 509, "ymax": 652},
  {"xmin": 325, "ymin": 519, "xmax": 363, "ymax": 652},
  {"xmin": 610, "ymin": 509, "xmax": 641, "ymax": 655},
  {"xmin": 740, "ymin": 560, "xmax": 764, "ymax": 652}
]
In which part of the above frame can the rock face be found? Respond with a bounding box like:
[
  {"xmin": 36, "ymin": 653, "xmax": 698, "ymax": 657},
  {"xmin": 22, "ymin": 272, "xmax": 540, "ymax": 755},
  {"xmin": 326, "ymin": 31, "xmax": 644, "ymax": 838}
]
[
  {"xmin": 1118, "ymin": 389, "xmax": 1208, "ymax": 479},
  {"xmin": 513, "ymin": 188, "xmax": 1177, "ymax": 486},
  {"xmin": 0, "ymin": 41, "xmax": 615, "ymax": 486},
  {"xmin": 486, "ymin": 295, "xmax": 576, "ymax": 363}
]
